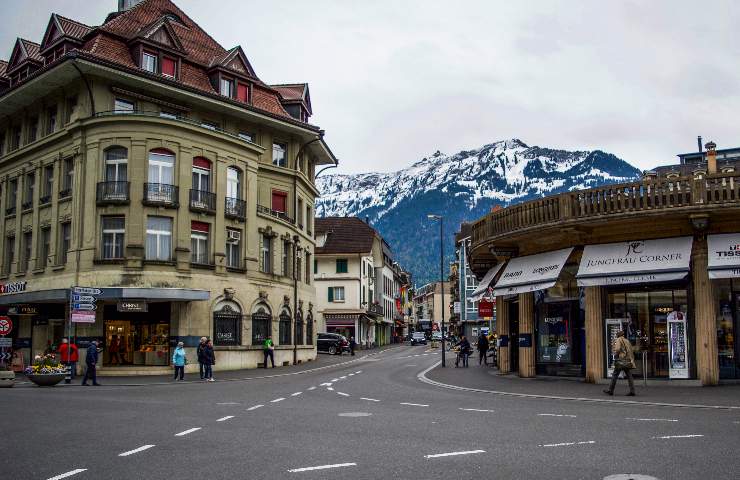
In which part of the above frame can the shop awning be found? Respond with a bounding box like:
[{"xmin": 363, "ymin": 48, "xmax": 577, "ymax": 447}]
[
  {"xmin": 708, "ymin": 233, "xmax": 740, "ymax": 279},
  {"xmin": 491, "ymin": 248, "xmax": 574, "ymax": 296},
  {"xmin": 470, "ymin": 263, "xmax": 505, "ymax": 302},
  {"xmin": 576, "ymin": 236, "xmax": 693, "ymax": 287},
  {"xmin": 0, "ymin": 287, "xmax": 209, "ymax": 305}
]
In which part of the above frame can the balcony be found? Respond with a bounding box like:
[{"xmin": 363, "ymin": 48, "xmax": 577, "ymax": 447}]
[
  {"xmin": 471, "ymin": 172, "xmax": 740, "ymax": 249},
  {"xmin": 39, "ymin": 195, "xmax": 51, "ymax": 205},
  {"xmin": 59, "ymin": 188, "xmax": 72, "ymax": 199},
  {"xmin": 257, "ymin": 204, "xmax": 295, "ymax": 225},
  {"xmin": 225, "ymin": 197, "xmax": 246, "ymax": 220},
  {"xmin": 143, "ymin": 183, "xmax": 178, "ymax": 208},
  {"xmin": 189, "ymin": 189, "xmax": 216, "ymax": 214},
  {"xmin": 96, "ymin": 181, "xmax": 130, "ymax": 205}
]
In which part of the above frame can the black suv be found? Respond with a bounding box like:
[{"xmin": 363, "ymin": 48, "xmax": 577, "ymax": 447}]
[{"xmin": 317, "ymin": 333, "xmax": 349, "ymax": 355}]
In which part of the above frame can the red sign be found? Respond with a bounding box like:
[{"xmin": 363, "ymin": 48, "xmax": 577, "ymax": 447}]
[
  {"xmin": 0, "ymin": 316, "xmax": 12, "ymax": 335},
  {"xmin": 432, "ymin": 323, "xmax": 439, "ymax": 332},
  {"xmin": 478, "ymin": 301, "xmax": 494, "ymax": 318}
]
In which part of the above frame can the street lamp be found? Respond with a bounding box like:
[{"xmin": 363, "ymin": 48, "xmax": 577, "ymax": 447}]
[{"xmin": 427, "ymin": 214, "xmax": 445, "ymax": 367}]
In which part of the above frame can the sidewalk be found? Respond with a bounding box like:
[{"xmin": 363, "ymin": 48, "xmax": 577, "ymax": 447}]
[
  {"xmin": 15, "ymin": 344, "xmax": 400, "ymax": 387},
  {"xmin": 423, "ymin": 362, "xmax": 740, "ymax": 408}
]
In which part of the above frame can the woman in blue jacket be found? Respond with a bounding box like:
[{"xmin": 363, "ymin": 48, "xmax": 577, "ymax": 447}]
[{"xmin": 172, "ymin": 342, "xmax": 186, "ymax": 381}]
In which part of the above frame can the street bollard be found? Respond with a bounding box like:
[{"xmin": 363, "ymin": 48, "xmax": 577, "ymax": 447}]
[{"xmin": 65, "ymin": 364, "xmax": 71, "ymax": 384}]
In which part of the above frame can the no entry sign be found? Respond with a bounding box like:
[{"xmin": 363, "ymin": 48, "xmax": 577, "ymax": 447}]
[{"xmin": 0, "ymin": 316, "xmax": 12, "ymax": 335}]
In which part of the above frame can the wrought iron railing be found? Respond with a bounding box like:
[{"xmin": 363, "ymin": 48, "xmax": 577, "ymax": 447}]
[
  {"xmin": 257, "ymin": 204, "xmax": 295, "ymax": 225},
  {"xmin": 143, "ymin": 183, "xmax": 178, "ymax": 207},
  {"xmin": 96, "ymin": 181, "xmax": 130, "ymax": 204},
  {"xmin": 189, "ymin": 189, "xmax": 216, "ymax": 212},
  {"xmin": 225, "ymin": 197, "xmax": 246, "ymax": 220}
]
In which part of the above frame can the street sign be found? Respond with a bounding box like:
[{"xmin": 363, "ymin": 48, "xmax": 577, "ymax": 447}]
[
  {"xmin": 0, "ymin": 316, "xmax": 12, "ymax": 335},
  {"xmin": 72, "ymin": 303, "xmax": 96, "ymax": 311},
  {"xmin": 0, "ymin": 338, "xmax": 12, "ymax": 348},
  {"xmin": 117, "ymin": 301, "xmax": 148, "ymax": 313},
  {"xmin": 478, "ymin": 300, "xmax": 494, "ymax": 318},
  {"xmin": 72, "ymin": 294, "xmax": 96, "ymax": 302},
  {"xmin": 0, "ymin": 351, "xmax": 11, "ymax": 360},
  {"xmin": 453, "ymin": 302, "xmax": 461, "ymax": 314},
  {"xmin": 73, "ymin": 287, "xmax": 102, "ymax": 295},
  {"xmin": 71, "ymin": 312, "xmax": 96, "ymax": 323}
]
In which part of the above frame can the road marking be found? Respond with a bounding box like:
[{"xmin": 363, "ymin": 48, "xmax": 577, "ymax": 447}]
[
  {"xmin": 271, "ymin": 397, "xmax": 286, "ymax": 403},
  {"xmin": 652, "ymin": 434, "xmax": 704, "ymax": 439},
  {"xmin": 216, "ymin": 402, "xmax": 240, "ymax": 405},
  {"xmin": 118, "ymin": 445, "xmax": 155, "ymax": 457},
  {"xmin": 291, "ymin": 392, "xmax": 303, "ymax": 396},
  {"xmin": 337, "ymin": 392, "xmax": 350, "ymax": 397},
  {"xmin": 331, "ymin": 378, "xmax": 340, "ymax": 382},
  {"xmin": 424, "ymin": 450, "xmax": 485, "ymax": 459},
  {"xmin": 217, "ymin": 416, "xmax": 234, "ymax": 422},
  {"xmin": 540, "ymin": 441, "xmax": 595, "ymax": 448},
  {"xmin": 355, "ymin": 370, "xmax": 362, "ymax": 374},
  {"xmin": 348, "ymin": 373, "xmax": 355, "ymax": 376},
  {"xmin": 47, "ymin": 470, "xmax": 88, "ymax": 480},
  {"xmin": 247, "ymin": 404, "xmax": 264, "ymax": 411},
  {"xmin": 400, "ymin": 402, "xmax": 429, "ymax": 407},
  {"xmin": 320, "ymin": 382, "xmax": 332, "ymax": 386},
  {"xmin": 538, "ymin": 413, "xmax": 577, "ymax": 418},
  {"xmin": 288, "ymin": 462, "xmax": 357, "ymax": 473},
  {"xmin": 175, "ymin": 427, "xmax": 201, "ymax": 436},
  {"xmin": 626, "ymin": 417, "xmax": 678, "ymax": 422},
  {"xmin": 307, "ymin": 386, "xmax": 317, "ymax": 391},
  {"xmin": 340, "ymin": 376, "xmax": 347, "ymax": 379},
  {"xmin": 460, "ymin": 408, "xmax": 495, "ymax": 413},
  {"xmin": 327, "ymin": 387, "xmax": 334, "ymax": 391},
  {"xmin": 360, "ymin": 397, "xmax": 380, "ymax": 402}
]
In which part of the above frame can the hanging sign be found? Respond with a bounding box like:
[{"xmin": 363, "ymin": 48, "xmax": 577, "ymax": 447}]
[
  {"xmin": 0, "ymin": 316, "xmax": 12, "ymax": 335},
  {"xmin": 667, "ymin": 311, "xmax": 689, "ymax": 379},
  {"xmin": 117, "ymin": 301, "xmax": 148, "ymax": 313},
  {"xmin": 71, "ymin": 312, "xmax": 96, "ymax": 323},
  {"xmin": 707, "ymin": 233, "xmax": 740, "ymax": 279},
  {"xmin": 478, "ymin": 300, "xmax": 494, "ymax": 318}
]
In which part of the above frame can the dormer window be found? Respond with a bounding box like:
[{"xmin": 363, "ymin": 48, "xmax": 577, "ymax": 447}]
[
  {"xmin": 162, "ymin": 57, "xmax": 176, "ymax": 77},
  {"xmin": 142, "ymin": 51, "xmax": 157, "ymax": 73},
  {"xmin": 220, "ymin": 78, "xmax": 234, "ymax": 97}
]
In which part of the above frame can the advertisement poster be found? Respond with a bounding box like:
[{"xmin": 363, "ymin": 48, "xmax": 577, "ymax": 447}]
[
  {"xmin": 667, "ymin": 311, "xmax": 689, "ymax": 379},
  {"xmin": 605, "ymin": 318, "xmax": 629, "ymax": 376}
]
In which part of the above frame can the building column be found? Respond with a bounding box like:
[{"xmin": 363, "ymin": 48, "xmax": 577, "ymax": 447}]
[
  {"xmin": 584, "ymin": 286, "xmax": 604, "ymax": 383},
  {"xmin": 496, "ymin": 296, "xmax": 510, "ymax": 374},
  {"xmin": 518, "ymin": 292, "xmax": 535, "ymax": 378},
  {"xmin": 692, "ymin": 236, "xmax": 719, "ymax": 385}
]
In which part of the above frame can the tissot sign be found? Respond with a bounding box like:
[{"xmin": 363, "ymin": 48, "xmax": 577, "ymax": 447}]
[
  {"xmin": 708, "ymin": 233, "xmax": 740, "ymax": 279},
  {"xmin": 577, "ymin": 237, "xmax": 692, "ymax": 287}
]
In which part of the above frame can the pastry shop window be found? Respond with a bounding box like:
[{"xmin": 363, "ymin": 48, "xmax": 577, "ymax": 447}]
[{"xmin": 103, "ymin": 303, "xmax": 171, "ymax": 367}]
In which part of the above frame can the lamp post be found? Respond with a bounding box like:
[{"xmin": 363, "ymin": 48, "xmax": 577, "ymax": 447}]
[{"xmin": 427, "ymin": 214, "xmax": 445, "ymax": 367}]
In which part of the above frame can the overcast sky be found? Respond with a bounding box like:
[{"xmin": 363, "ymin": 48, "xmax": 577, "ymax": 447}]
[{"xmin": 1, "ymin": 0, "xmax": 738, "ymax": 173}]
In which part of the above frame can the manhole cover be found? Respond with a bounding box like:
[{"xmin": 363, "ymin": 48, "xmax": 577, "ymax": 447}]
[
  {"xmin": 338, "ymin": 412, "xmax": 372, "ymax": 417},
  {"xmin": 604, "ymin": 475, "xmax": 660, "ymax": 480}
]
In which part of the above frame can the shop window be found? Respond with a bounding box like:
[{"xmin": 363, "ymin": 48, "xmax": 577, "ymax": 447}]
[
  {"xmin": 101, "ymin": 217, "xmax": 125, "ymax": 260},
  {"xmin": 113, "ymin": 98, "xmax": 134, "ymax": 114},
  {"xmin": 272, "ymin": 142, "xmax": 287, "ymax": 167},
  {"xmin": 271, "ymin": 189, "xmax": 287, "ymax": 213},
  {"xmin": 220, "ymin": 77, "xmax": 234, "ymax": 97},
  {"xmin": 59, "ymin": 222, "xmax": 71, "ymax": 264},
  {"xmin": 261, "ymin": 234, "xmax": 272, "ymax": 273},
  {"xmin": 279, "ymin": 309, "xmax": 292, "ymax": 345},
  {"xmin": 190, "ymin": 221, "xmax": 210, "ymax": 264},
  {"xmin": 213, "ymin": 300, "xmax": 242, "ymax": 346},
  {"xmin": 46, "ymin": 106, "xmax": 57, "ymax": 135},
  {"xmin": 103, "ymin": 303, "xmax": 170, "ymax": 366},
  {"xmin": 145, "ymin": 216, "xmax": 172, "ymax": 261},
  {"xmin": 716, "ymin": 279, "xmax": 740, "ymax": 379},
  {"xmin": 336, "ymin": 258, "xmax": 348, "ymax": 273},
  {"xmin": 142, "ymin": 51, "xmax": 157, "ymax": 73},
  {"xmin": 237, "ymin": 83, "xmax": 249, "ymax": 103},
  {"xmin": 225, "ymin": 228, "xmax": 242, "ymax": 268},
  {"xmin": 162, "ymin": 57, "xmax": 176, "ymax": 78},
  {"xmin": 38, "ymin": 227, "xmax": 50, "ymax": 269},
  {"xmin": 251, "ymin": 305, "xmax": 271, "ymax": 345}
]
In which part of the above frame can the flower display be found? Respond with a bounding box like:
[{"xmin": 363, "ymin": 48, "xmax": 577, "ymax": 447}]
[{"xmin": 24, "ymin": 353, "xmax": 67, "ymax": 375}]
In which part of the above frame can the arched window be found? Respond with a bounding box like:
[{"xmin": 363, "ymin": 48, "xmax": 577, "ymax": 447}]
[
  {"xmin": 295, "ymin": 310, "xmax": 304, "ymax": 345},
  {"xmin": 305, "ymin": 313, "xmax": 314, "ymax": 345},
  {"xmin": 213, "ymin": 300, "xmax": 242, "ymax": 346},
  {"xmin": 192, "ymin": 156, "xmax": 211, "ymax": 192},
  {"xmin": 251, "ymin": 305, "xmax": 271, "ymax": 345},
  {"xmin": 279, "ymin": 308, "xmax": 292, "ymax": 345}
]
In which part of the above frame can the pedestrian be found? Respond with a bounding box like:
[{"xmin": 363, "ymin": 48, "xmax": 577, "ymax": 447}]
[
  {"xmin": 172, "ymin": 341, "xmax": 186, "ymax": 381},
  {"xmin": 109, "ymin": 335, "xmax": 121, "ymax": 366},
  {"xmin": 604, "ymin": 331, "xmax": 636, "ymax": 396},
  {"xmin": 349, "ymin": 336, "xmax": 356, "ymax": 356},
  {"xmin": 204, "ymin": 339, "xmax": 215, "ymax": 382},
  {"xmin": 196, "ymin": 336, "xmax": 207, "ymax": 380},
  {"xmin": 81, "ymin": 340, "xmax": 101, "ymax": 386},
  {"xmin": 477, "ymin": 332, "xmax": 489, "ymax": 366},
  {"xmin": 455, "ymin": 336, "xmax": 471, "ymax": 368},
  {"xmin": 59, "ymin": 338, "xmax": 78, "ymax": 380},
  {"xmin": 263, "ymin": 335, "xmax": 275, "ymax": 368}
]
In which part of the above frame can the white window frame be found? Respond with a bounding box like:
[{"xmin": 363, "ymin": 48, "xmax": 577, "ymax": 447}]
[
  {"xmin": 190, "ymin": 231, "xmax": 209, "ymax": 264},
  {"xmin": 101, "ymin": 217, "xmax": 125, "ymax": 259},
  {"xmin": 146, "ymin": 217, "xmax": 172, "ymax": 261},
  {"xmin": 142, "ymin": 51, "xmax": 157, "ymax": 73},
  {"xmin": 333, "ymin": 286, "xmax": 345, "ymax": 302},
  {"xmin": 261, "ymin": 235, "xmax": 272, "ymax": 273},
  {"xmin": 226, "ymin": 167, "xmax": 241, "ymax": 199},
  {"xmin": 225, "ymin": 229, "xmax": 241, "ymax": 268},
  {"xmin": 220, "ymin": 77, "xmax": 234, "ymax": 97},
  {"xmin": 114, "ymin": 98, "xmax": 134, "ymax": 113},
  {"xmin": 272, "ymin": 142, "xmax": 287, "ymax": 167},
  {"xmin": 148, "ymin": 151, "xmax": 174, "ymax": 185},
  {"xmin": 105, "ymin": 148, "xmax": 128, "ymax": 183},
  {"xmin": 192, "ymin": 165, "xmax": 210, "ymax": 192}
]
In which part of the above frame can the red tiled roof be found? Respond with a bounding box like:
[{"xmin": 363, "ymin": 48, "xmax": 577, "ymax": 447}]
[
  {"xmin": 20, "ymin": 39, "xmax": 43, "ymax": 63},
  {"xmin": 56, "ymin": 14, "xmax": 93, "ymax": 40},
  {"xmin": 252, "ymin": 86, "xmax": 292, "ymax": 117},
  {"xmin": 0, "ymin": 60, "xmax": 8, "ymax": 78},
  {"xmin": 315, "ymin": 217, "xmax": 378, "ymax": 255},
  {"xmin": 83, "ymin": 33, "xmax": 136, "ymax": 68},
  {"xmin": 273, "ymin": 84, "xmax": 305, "ymax": 102}
]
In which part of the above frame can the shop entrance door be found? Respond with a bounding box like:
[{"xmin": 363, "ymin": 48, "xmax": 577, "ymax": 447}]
[{"xmin": 509, "ymin": 300, "xmax": 519, "ymax": 373}]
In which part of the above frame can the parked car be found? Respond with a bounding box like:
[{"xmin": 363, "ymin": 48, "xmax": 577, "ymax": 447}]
[
  {"xmin": 317, "ymin": 333, "xmax": 349, "ymax": 355},
  {"xmin": 410, "ymin": 332, "xmax": 427, "ymax": 345}
]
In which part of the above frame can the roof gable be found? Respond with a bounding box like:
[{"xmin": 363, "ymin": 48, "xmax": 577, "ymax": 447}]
[
  {"xmin": 273, "ymin": 83, "xmax": 312, "ymax": 115},
  {"xmin": 41, "ymin": 14, "xmax": 92, "ymax": 51},
  {"xmin": 315, "ymin": 217, "xmax": 378, "ymax": 255},
  {"xmin": 210, "ymin": 46, "xmax": 255, "ymax": 78},
  {"xmin": 7, "ymin": 38, "xmax": 42, "ymax": 72},
  {"xmin": 134, "ymin": 17, "xmax": 185, "ymax": 52}
]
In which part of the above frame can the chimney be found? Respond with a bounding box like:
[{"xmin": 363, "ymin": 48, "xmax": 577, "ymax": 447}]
[
  {"xmin": 705, "ymin": 141, "xmax": 717, "ymax": 174},
  {"xmin": 697, "ymin": 136, "xmax": 702, "ymax": 153}
]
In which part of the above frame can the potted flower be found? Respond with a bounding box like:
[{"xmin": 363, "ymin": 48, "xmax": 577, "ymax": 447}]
[
  {"xmin": 0, "ymin": 363, "xmax": 14, "ymax": 388},
  {"xmin": 25, "ymin": 353, "xmax": 67, "ymax": 387}
]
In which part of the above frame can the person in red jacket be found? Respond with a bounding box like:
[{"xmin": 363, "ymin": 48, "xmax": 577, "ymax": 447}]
[{"xmin": 59, "ymin": 338, "xmax": 79, "ymax": 380}]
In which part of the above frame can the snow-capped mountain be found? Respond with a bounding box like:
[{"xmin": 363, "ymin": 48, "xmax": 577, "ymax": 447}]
[{"xmin": 316, "ymin": 139, "xmax": 640, "ymax": 285}]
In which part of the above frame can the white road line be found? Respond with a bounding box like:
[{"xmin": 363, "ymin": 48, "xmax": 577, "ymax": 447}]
[
  {"xmin": 652, "ymin": 434, "xmax": 704, "ymax": 439},
  {"xmin": 460, "ymin": 408, "xmax": 495, "ymax": 413},
  {"xmin": 360, "ymin": 397, "xmax": 380, "ymax": 402},
  {"xmin": 118, "ymin": 445, "xmax": 155, "ymax": 457},
  {"xmin": 217, "ymin": 416, "xmax": 235, "ymax": 422},
  {"xmin": 538, "ymin": 413, "xmax": 577, "ymax": 418},
  {"xmin": 247, "ymin": 404, "xmax": 264, "ymax": 411},
  {"xmin": 355, "ymin": 370, "xmax": 362, "ymax": 374},
  {"xmin": 327, "ymin": 387, "xmax": 334, "ymax": 391},
  {"xmin": 400, "ymin": 402, "xmax": 429, "ymax": 407},
  {"xmin": 626, "ymin": 417, "xmax": 678, "ymax": 422},
  {"xmin": 307, "ymin": 386, "xmax": 317, "ymax": 391},
  {"xmin": 348, "ymin": 373, "xmax": 355, "ymax": 376},
  {"xmin": 424, "ymin": 450, "xmax": 485, "ymax": 459},
  {"xmin": 288, "ymin": 462, "xmax": 357, "ymax": 473},
  {"xmin": 540, "ymin": 441, "xmax": 595, "ymax": 448},
  {"xmin": 175, "ymin": 427, "xmax": 201, "ymax": 437},
  {"xmin": 336, "ymin": 392, "xmax": 350, "ymax": 397},
  {"xmin": 331, "ymin": 378, "xmax": 340, "ymax": 382},
  {"xmin": 271, "ymin": 397, "xmax": 286, "ymax": 403},
  {"xmin": 291, "ymin": 392, "xmax": 303, "ymax": 397},
  {"xmin": 47, "ymin": 469, "xmax": 88, "ymax": 480},
  {"xmin": 320, "ymin": 382, "xmax": 332, "ymax": 386},
  {"xmin": 339, "ymin": 376, "xmax": 347, "ymax": 379}
]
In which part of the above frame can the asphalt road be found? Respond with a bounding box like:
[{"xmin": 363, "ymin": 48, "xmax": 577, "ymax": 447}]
[{"xmin": 5, "ymin": 345, "xmax": 740, "ymax": 480}]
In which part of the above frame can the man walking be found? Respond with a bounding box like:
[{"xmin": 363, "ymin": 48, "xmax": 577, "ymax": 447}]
[
  {"xmin": 263, "ymin": 335, "xmax": 275, "ymax": 368},
  {"xmin": 59, "ymin": 338, "xmax": 78, "ymax": 381},
  {"xmin": 196, "ymin": 337, "xmax": 207, "ymax": 380},
  {"xmin": 81, "ymin": 340, "xmax": 101, "ymax": 386},
  {"xmin": 349, "ymin": 336, "xmax": 356, "ymax": 356},
  {"xmin": 477, "ymin": 332, "xmax": 489, "ymax": 366},
  {"xmin": 604, "ymin": 330, "xmax": 636, "ymax": 396}
]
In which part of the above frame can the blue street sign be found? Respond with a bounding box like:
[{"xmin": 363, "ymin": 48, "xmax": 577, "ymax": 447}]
[
  {"xmin": 72, "ymin": 303, "xmax": 97, "ymax": 311},
  {"xmin": 72, "ymin": 294, "xmax": 96, "ymax": 302}
]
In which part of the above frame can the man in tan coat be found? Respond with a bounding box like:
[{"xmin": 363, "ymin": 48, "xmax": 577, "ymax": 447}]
[{"xmin": 604, "ymin": 330, "xmax": 636, "ymax": 396}]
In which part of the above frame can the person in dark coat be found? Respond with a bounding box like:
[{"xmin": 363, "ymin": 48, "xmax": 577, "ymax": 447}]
[
  {"xmin": 81, "ymin": 340, "xmax": 101, "ymax": 386},
  {"xmin": 349, "ymin": 336, "xmax": 357, "ymax": 356},
  {"xmin": 455, "ymin": 336, "xmax": 471, "ymax": 368},
  {"xmin": 477, "ymin": 333, "xmax": 489, "ymax": 366},
  {"xmin": 204, "ymin": 340, "xmax": 215, "ymax": 382},
  {"xmin": 196, "ymin": 337, "xmax": 208, "ymax": 380}
]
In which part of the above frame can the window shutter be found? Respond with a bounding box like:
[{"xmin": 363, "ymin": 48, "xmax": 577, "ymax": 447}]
[
  {"xmin": 162, "ymin": 57, "xmax": 176, "ymax": 77},
  {"xmin": 237, "ymin": 83, "xmax": 249, "ymax": 103},
  {"xmin": 328, "ymin": 287, "xmax": 334, "ymax": 302}
]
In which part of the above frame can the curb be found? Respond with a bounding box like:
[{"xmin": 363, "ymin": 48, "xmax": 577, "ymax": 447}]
[{"xmin": 417, "ymin": 362, "xmax": 740, "ymax": 411}]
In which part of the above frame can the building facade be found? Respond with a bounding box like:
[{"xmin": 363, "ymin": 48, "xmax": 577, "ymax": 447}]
[
  {"xmin": 469, "ymin": 142, "xmax": 739, "ymax": 385},
  {"xmin": 0, "ymin": 0, "xmax": 336, "ymax": 374},
  {"xmin": 412, "ymin": 281, "xmax": 452, "ymax": 334}
]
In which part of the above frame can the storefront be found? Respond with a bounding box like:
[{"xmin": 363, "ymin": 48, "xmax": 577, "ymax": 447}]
[
  {"xmin": 708, "ymin": 233, "xmax": 740, "ymax": 379},
  {"xmin": 103, "ymin": 302, "xmax": 171, "ymax": 367}
]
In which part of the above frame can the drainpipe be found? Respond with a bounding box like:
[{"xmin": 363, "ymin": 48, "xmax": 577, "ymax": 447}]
[{"xmin": 70, "ymin": 55, "xmax": 96, "ymax": 115}]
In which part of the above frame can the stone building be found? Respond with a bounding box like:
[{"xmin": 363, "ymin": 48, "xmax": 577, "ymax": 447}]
[{"xmin": 0, "ymin": 0, "xmax": 337, "ymax": 374}]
